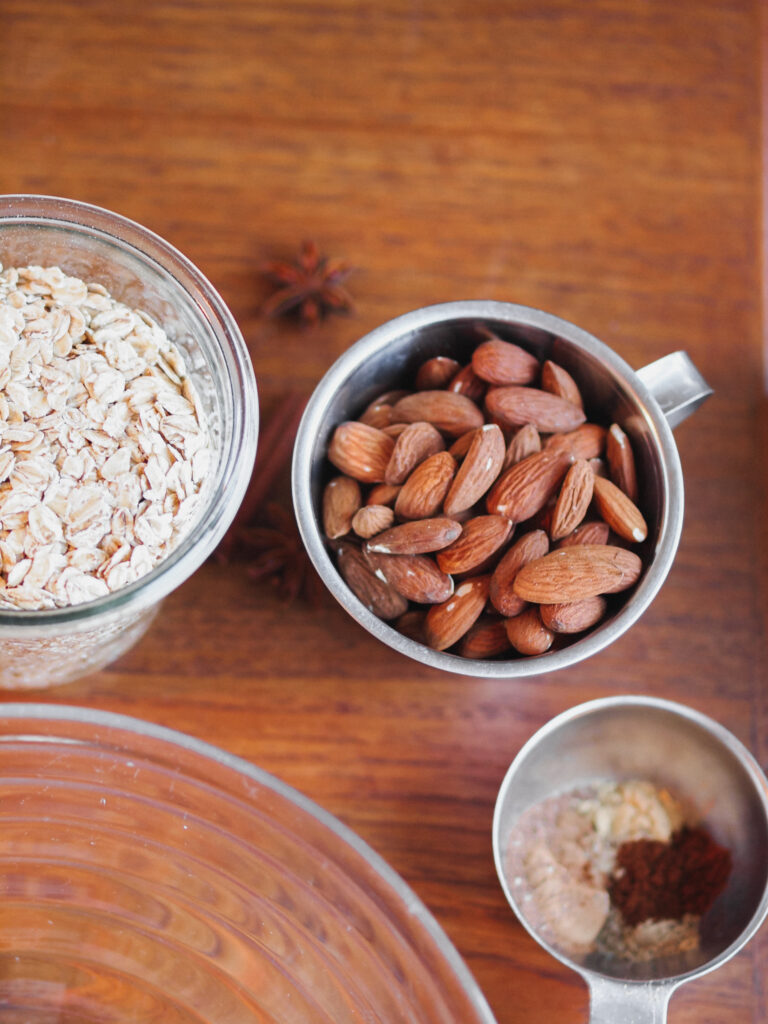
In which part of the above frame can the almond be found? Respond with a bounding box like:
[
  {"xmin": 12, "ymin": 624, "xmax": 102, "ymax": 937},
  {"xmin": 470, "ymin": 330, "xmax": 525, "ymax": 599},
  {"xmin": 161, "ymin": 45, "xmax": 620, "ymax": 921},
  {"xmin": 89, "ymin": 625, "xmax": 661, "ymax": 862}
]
[
  {"xmin": 443, "ymin": 423, "xmax": 506, "ymax": 516},
  {"xmin": 415, "ymin": 356, "xmax": 461, "ymax": 390},
  {"xmin": 449, "ymin": 428, "xmax": 479, "ymax": 460},
  {"xmin": 395, "ymin": 450, "xmax": 457, "ymax": 519},
  {"xmin": 549, "ymin": 459, "xmax": 594, "ymax": 541},
  {"xmin": 359, "ymin": 400, "xmax": 393, "ymax": 429},
  {"xmin": 589, "ymin": 457, "xmax": 608, "ymax": 478},
  {"xmin": 322, "ymin": 475, "xmax": 362, "ymax": 539},
  {"xmin": 366, "ymin": 550, "xmax": 454, "ymax": 604},
  {"xmin": 472, "ymin": 338, "xmax": 539, "ymax": 385},
  {"xmin": 486, "ymin": 450, "xmax": 571, "ymax": 523},
  {"xmin": 370, "ymin": 388, "xmax": 410, "ymax": 406},
  {"xmin": 489, "ymin": 528, "xmax": 549, "ymax": 616},
  {"xmin": 385, "ymin": 421, "xmax": 445, "ymax": 485},
  {"xmin": 424, "ymin": 575, "xmax": 490, "ymax": 650},
  {"xmin": 545, "ymin": 423, "xmax": 607, "ymax": 460},
  {"xmin": 459, "ymin": 616, "xmax": 512, "ymax": 658},
  {"xmin": 382, "ymin": 422, "xmax": 410, "ymax": 439},
  {"xmin": 447, "ymin": 364, "xmax": 487, "ymax": 403},
  {"xmin": 392, "ymin": 390, "xmax": 484, "ymax": 437},
  {"xmin": 556, "ymin": 520, "xmax": 610, "ymax": 548},
  {"xmin": 366, "ymin": 516, "xmax": 462, "ymax": 555},
  {"xmin": 336, "ymin": 542, "xmax": 408, "ymax": 620},
  {"xmin": 540, "ymin": 595, "xmax": 607, "ymax": 634},
  {"xmin": 436, "ymin": 514, "xmax": 513, "ymax": 575},
  {"xmin": 606, "ymin": 423, "xmax": 639, "ymax": 501},
  {"xmin": 503, "ymin": 423, "xmax": 541, "ymax": 469},
  {"xmin": 504, "ymin": 607, "xmax": 554, "ymax": 655},
  {"xmin": 351, "ymin": 504, "xmax": 395, "ymax": 539},
  {"xmin": 540, "ymin": 360, "xmax": 583, "ymax": 408},
  {"xmin": 592, "ymin": 475, "xmax": 647, "ymax": 543},
  {"xmin": 485, "ymin": 386, "xmax": 586, "ymax": 432},
  {"xmin": 328, "ymin": 421, "xmax": 395, "ymax": 482},
  {"xmin": 513, "ymin": 545, "xmax": 643, "ymax": 602},
  {"xmin": 366, "ymin": 482, "xmax": 401, "ymax": 506},
  {"xmin": 394, "ymin": 608, "xmax": 428, "ymax": 643}
]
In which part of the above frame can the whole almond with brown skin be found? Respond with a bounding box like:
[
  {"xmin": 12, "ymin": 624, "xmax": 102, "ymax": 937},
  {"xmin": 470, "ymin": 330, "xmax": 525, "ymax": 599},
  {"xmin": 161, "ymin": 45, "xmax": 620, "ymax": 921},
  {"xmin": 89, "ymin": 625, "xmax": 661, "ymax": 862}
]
[
  {"xmin": 513, "ymin": 545, "xmax": 643, "ymax": 602},
  {"xmin": 322, "ymin": 475, "xmax": 362, "ymax": 539},
  {"xmin": 436, "ymin": 514, "xmax": 513, "ymax": 575},
  {"xmin": 485, "ymin": 386, "xmax": 586, "ymax": 433},
  {"xmin": 503, "ymin": 423, "xmax": 541, "ymax": 469},
  {"xmin": 556, "ymin": 520, "xmax": 610, "ymax": 548},
  {"xmin": 424, "ymin": 575, "xmax": 490, "ymax": 651},
  {"xmin": 449, "ymin": 428, "xmax": 479, "ymax": 460},
  {"xmin": 351, "ymin": 504, "xmax": 395, "ymax": 539},
  {"xmin": 447, "ymin": 364, "xmax": 487, "ymax": 403},
  {"xmin": 540, "ymin": 595, "xmax": 607, "ymax": 634},
  {"xmin": 415, "ymin": 356, "xmax": 460, "ymax": 390},
  {"xmin": 359, "ymin": 400, "xmax": 393, "ymax": 429},
  {"xmin": 385, "ymin": 421, "xmax": 445, "ymax": 485},
  {"xmin": 606, "ymin": 423, "xmax": 639, "ymax": 501},
  {"xmin": 540, "ymin": 360, "xmax": 583, "ymax": 408},
  {"xmin": 370, "ymin": 388, "xmax": 410, "ymax": 406},
  {"xmin": 395, "ymin": 450, "xmax": 456, "ymax": 519},
  {"xmin": 592, "ymin": 475, "xmax": 648, "ymax": 543},
  {"xmin": 459, "ymin": 616, "xmax": 512, "ymax": 658},
  {"xmin": 336, "ymin": 542, "xmax": 408, "ymax": 620},
  {"xmin": 486, "ymin": 450, "xmax": 571, "ymax": 523},
  {"xmin": 545, "ymin": 423, "xmax": 607, "ymax": 460},
  {"xmin": 366, "ymin": 550, "xmax": 454, "ymax": 604},
  {"xmin": 489, "ymin": 528, "xmax": 549, "ymax": 616},
  {"xmin": 443, "ymin": 423, "xmax": 506, "ymax": 516},
  {"xmin": 366, "ymin": 482, "xmax": 401, "ymax": 507},
  {"xmin": 392, "ymin": 390, "xmax": 484, "ymax": 437},
  {"xmin": 471, "ymin": 338, "xmax": 539, "ymax": 385},
  {"xmin": 382, "ymin": 422, "xmax": 410, "ymax": 439},
  {"xmin": 366, "ymin": 516, "xmax": 462, "ymax": 555},
  {"xmin": 328, "ymin": 421, "xmax": 395, "ymax": 482},
  {"xmin": 504, "ymin": 607, "xmax": 554, "ymax": 655},
  {"xmin": 394, "ymin": 608, "xmax": 428, "ymax": 644},
  {"xmin": 549, "ymin": 459, "xmax": 594, "ymax": 540}
]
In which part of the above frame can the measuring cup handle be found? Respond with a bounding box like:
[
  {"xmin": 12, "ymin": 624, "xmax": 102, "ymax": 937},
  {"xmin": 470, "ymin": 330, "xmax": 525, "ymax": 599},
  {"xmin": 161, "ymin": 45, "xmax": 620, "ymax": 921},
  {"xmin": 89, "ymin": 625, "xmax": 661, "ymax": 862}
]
[
  {"xmin": 635, "ymin": 351, "xmax": 713, "ymax": 429},
  {"xmin": 588, "ymin": 977, "xmax": 674, "ymax": 1023}
]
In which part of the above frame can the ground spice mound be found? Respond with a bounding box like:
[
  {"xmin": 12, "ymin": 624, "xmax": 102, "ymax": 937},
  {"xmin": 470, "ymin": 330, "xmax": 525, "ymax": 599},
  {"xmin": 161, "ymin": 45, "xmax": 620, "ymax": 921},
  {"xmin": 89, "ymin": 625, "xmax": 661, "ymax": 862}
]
[{"xmin": 609, "ymin": 826, "xmax": 732, "ymax": 926}]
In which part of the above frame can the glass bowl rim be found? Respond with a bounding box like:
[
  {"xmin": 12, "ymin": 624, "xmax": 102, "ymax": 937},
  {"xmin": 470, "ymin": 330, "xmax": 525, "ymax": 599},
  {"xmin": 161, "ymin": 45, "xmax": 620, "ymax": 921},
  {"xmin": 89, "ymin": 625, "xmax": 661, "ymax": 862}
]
[{"xmin": 0, "ymin": 700, "xmax": 498, "ymax": 1023}]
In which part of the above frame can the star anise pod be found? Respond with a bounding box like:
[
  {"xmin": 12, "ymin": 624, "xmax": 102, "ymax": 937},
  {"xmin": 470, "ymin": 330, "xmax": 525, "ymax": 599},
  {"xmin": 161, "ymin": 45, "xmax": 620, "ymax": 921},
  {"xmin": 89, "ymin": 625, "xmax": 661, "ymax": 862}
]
[
  {"xmin": 238, "ymin": 503, "xmax": 326, "ymax": 605},
  {"xmin": 261, "ymin": 240, "xmax": 355, "ymax": 324},
  {"xmin": 217, "ymin": 392, "xmax": 326, "ymax": 606}
]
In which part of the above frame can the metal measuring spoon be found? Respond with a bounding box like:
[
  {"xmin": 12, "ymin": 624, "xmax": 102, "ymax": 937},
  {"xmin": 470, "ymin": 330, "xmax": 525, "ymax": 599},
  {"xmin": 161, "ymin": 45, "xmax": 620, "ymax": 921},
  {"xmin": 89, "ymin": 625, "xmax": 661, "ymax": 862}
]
[{"xmin": 492, "ymin": 696, "xmax": 768, "ymax": 1023}]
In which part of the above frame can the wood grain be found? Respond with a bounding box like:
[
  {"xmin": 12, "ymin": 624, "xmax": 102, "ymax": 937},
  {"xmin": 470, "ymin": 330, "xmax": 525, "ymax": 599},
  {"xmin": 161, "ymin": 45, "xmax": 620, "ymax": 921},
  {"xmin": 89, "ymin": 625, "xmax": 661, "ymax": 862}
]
[{"xmin": 0, "ymin": 1, "xmax": 765, "ymax": 1020}]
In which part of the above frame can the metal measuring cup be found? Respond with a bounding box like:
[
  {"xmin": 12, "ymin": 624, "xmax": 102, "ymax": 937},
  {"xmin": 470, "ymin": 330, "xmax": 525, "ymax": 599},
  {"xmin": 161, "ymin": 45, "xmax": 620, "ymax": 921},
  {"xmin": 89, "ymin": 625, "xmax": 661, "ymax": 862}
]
[
  {"xmin": 293, "ymin": 301, "xmax": 712, "ymax": 678},
  {"xmin": 492, "ymin": 696, "xmax": 768, "ymax": 1022}
]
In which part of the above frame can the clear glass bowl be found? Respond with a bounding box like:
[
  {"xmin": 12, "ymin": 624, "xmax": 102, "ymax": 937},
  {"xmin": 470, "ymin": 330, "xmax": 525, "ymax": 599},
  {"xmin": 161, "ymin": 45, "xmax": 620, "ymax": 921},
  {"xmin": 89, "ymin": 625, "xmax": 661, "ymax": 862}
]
[
  {"xmin": 0, "ymin": 704, "xmax": 496, "ymax": 1024},
  {"xmin": 0, "ymin": 195, "xmax": 258, "ymax": 688}
]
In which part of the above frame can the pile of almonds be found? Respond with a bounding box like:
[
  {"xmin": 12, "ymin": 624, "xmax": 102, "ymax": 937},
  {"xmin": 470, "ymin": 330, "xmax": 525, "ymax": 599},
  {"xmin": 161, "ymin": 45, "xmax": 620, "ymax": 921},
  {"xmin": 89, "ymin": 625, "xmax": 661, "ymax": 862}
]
[{"xmin": 322, "ymin": 332, "xmax": 647, "ymax": 660}]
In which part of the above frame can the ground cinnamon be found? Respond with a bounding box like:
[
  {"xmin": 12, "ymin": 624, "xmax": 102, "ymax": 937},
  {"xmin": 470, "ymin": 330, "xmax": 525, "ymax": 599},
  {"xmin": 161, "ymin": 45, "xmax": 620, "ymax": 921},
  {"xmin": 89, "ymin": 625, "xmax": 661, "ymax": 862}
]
[{"xmin": 609, "ymin": 826, "xmax": 732, "ymax": 927}]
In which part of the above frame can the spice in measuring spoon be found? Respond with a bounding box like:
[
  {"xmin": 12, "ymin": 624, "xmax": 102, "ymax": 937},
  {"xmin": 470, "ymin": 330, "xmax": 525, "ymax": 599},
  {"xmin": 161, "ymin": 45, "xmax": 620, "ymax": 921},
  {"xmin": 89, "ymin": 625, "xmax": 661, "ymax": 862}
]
[{"xmin": 505, "ymin": 779, "xmax": 732, "ymax": 962}]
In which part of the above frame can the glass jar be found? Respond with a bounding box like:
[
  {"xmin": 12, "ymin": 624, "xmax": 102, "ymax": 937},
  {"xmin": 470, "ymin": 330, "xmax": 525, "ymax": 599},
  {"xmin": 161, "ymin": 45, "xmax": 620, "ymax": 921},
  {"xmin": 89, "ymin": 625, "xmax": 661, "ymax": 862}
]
[{"xmin": 0, "ymin": 195, "xmax": 258, "ymax": 688}]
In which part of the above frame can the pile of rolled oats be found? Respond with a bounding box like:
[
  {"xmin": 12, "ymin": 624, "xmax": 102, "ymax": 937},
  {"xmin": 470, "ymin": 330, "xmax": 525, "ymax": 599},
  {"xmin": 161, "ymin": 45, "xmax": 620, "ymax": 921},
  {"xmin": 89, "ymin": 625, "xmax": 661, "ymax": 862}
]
[{"xmin": 0, "ymin": 264, "xmax": 212, "ymax": 610}]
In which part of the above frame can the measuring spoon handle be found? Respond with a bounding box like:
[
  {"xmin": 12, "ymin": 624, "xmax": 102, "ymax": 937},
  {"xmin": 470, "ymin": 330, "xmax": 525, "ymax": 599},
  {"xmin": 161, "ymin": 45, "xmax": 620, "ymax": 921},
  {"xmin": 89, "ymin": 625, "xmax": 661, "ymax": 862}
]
[{"xmin": 588, "ymin": 977, "xmax": 675, "ymax": 1023}]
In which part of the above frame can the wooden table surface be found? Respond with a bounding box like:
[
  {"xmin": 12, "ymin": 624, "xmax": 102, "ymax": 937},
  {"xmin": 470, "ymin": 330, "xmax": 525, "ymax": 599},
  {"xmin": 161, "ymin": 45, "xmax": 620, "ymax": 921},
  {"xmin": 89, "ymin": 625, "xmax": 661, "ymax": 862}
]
[{"xmin": 1, "ymin": 1, "xmax": 766, "ymax": 1020}]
